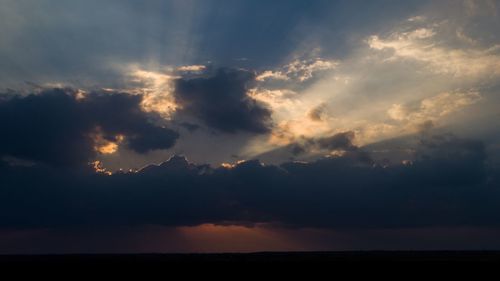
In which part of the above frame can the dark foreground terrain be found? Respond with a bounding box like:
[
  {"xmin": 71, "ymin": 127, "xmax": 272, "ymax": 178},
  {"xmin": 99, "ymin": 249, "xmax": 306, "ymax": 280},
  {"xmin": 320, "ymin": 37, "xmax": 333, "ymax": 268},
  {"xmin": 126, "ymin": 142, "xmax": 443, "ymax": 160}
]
[{"xmin": 2, "ymin": 251, "xmax": 500, "ymax": 264}]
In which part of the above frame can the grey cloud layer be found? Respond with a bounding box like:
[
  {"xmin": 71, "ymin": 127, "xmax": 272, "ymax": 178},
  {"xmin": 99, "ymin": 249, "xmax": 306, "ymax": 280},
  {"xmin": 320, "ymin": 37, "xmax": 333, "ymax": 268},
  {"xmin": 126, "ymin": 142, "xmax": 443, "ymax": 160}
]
[
  {"xmin": 0, "ymin": 133, "xmax": 497, "ymax": 229},
  {"xmin": 174, "ymin": 68, "xmax": 272, "ymax": 134},
  {"xmin": 0, "ymin": 89, "xmax": 179, "ymax": 167}
]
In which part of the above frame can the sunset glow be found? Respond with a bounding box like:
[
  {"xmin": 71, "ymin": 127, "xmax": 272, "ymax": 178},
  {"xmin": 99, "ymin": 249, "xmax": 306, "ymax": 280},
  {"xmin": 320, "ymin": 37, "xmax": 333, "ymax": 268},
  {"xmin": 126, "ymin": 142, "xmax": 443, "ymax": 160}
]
[{"xmin": 0, "ymin": 0, "xmax": 499, "ymax": 255}]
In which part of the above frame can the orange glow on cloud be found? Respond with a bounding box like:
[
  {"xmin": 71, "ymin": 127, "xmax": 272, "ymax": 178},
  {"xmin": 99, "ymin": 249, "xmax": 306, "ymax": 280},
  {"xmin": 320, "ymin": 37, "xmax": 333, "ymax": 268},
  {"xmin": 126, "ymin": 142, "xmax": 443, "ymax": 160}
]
[
  {"xmin": 129, "ymin": 68, "xmax": 180, "ymax": 119},
  {"xmin": 220, "ymin": 160, "xmax": 248, "ymax": 169},
  {"xmin": 92, "ymin": 133, "xmax": 125, "ymax": 155},
  {"xmin": 175, "ymin": 224, "xmax": 303, "ymax": 253},
  {"xmin": 91, "ymin": 160, "xmax": 112, "ymax": 175},
  {"xmin": 74, "ymin": 90, "xmax": 87, "ymax": 101},
  {"xmin": 97, "ymin": 142, "xmax": 119, "ymax": 154}
]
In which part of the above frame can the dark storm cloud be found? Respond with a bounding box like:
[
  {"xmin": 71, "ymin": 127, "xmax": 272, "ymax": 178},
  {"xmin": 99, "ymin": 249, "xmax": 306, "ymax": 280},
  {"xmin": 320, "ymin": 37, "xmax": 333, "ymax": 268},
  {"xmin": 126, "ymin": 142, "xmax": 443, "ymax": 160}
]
[
  {"xmin": 0, "ymin": 133, "xmax": 497, "ymax": 229},
  {"xmin": 179, "ymin": 122, "xmax": 200, "ymax": 132},
  {"xmin": 255, "ymin": 131, "xmax": 363, "ymax": 164},
  {"xmin": 316, "ymin": 131, "xmax": 358, "ymax": 151},
  {"xmin": 174, "ymin": 68, "xmax": 272, "ymax": 134},
  {"xmin": 0, "ymin": 88, "xmax": 179, "ymax": 167},
  {"xmin": 308, "ymin": 103, "xmax": 326, "ymax": 121}
]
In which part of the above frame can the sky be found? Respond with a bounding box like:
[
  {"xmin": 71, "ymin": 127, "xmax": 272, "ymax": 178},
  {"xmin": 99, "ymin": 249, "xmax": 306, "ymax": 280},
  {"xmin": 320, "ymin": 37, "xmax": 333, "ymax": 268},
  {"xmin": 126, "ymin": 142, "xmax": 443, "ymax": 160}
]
[{"xmin": 0, "ymin": 0, "xmax": 499, "ymax": 253}]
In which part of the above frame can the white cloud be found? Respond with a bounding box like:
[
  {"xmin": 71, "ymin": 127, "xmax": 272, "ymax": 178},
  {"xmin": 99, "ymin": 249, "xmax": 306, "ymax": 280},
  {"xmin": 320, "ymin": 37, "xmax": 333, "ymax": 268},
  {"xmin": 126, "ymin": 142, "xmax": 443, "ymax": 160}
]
[
  {"xmin": 177, "ymin": 65, "xmax": 206, "ymax": 72},
  {"xmin": 256, "ymin": 70, "xmax": 289, "ymax": 81},
  {"xmin": 252, "ymin": 14, "xmax": 498, "ymax": 158},
  {"xmin": 388, "ymin": 91, "xmax": 482, "ymax": 128},
  {"xmin": 257, "ymin": 58, "xmax": 338, "ymax": 82},
  {"xmin": 408, "ymin": 16, "xmax": 426, "ymax": 22},
  {"xmin": 127, "ymin": 67, "xmax": 180, "ymax": 119},
  {"xmin": 286, "ymin": 59, "xmax": 339, "ymax": 81},
  {"xmin": 368, "ymin": 27, "xmax": 500, "ymax": 79}
]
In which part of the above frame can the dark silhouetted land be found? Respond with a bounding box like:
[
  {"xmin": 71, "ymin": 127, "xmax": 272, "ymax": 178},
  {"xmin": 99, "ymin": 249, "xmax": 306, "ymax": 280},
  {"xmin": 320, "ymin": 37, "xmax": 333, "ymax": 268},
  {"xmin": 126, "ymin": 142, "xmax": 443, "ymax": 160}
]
[{"xmin": 2, "ymin": 251, "xmax": 500, "ymax": 265}]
